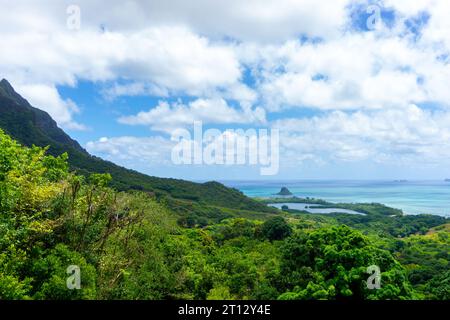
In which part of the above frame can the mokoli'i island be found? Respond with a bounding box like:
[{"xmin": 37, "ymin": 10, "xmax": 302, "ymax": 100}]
[
  {"xmin": 275, "ymin": 187, "xmax": 293, "ymax": 196},
  {"xmin": 0, "ymin": 0, "xmax": 449, "ymax": 304}
]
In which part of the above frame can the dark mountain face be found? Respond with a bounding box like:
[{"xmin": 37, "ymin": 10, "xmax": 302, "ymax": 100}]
[
  {"xmin": 0, "ymin": 79, "xmax": 27, "ymax": 104},
  {"xmin": 0, "ymin": 79, "xmax": 86, "ymax": 153},
  {"xmin": 0, "ymin": 79, "xmax": 274, "ymax": 213}
]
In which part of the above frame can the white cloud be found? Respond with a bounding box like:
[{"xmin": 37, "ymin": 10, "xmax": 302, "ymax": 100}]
[
  {"xmin": 3, "ymin": 0, "xmax": 450, "ymax": 177},
  {"xmin": 272, "ymin": 104, "xmax": 450, "ymax": 166},
  {"xmin": 118, "ymin": 98, "xmax": 266, "ymax": 133},
  {"xmin": 241, "ymin": 32, "xmax": 449, "ymax": 112},
  {"xmin": 0, "ymin": 3, "xmax": 244, "ymax": 128},
  {"xmin": 85, "ymin": 135, "xmax": 174, "ymax": 165},
  {"xmin": 48, "ymin": 0, "xmax": 352, "ymax": 42},
  {"xmin": 0, "ymin": 26, "xmax": 241, "ymax": 94},
  {"xmin": 101, "ymin": 82, "xmax": 169, "ymax": 100},
  {"xmin": 86, "ymin": 127, "xmax": 278, "ymax": 176}
]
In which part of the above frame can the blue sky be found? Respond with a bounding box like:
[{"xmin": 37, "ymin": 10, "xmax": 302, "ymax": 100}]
[{"xmin": 2, "ymin": 0, "xmax": 450, "ymax": 180}]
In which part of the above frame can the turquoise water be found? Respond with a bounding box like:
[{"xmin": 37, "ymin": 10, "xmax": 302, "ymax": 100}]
[
  {"xmin": 221, "ymin": 180, "xmax": 450, "ymax": 217},
  {"xmin": 269, "ymin": 202, "xmax": 364, "ymax": 215}
]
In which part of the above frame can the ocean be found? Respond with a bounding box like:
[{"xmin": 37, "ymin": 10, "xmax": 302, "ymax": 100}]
[{"xmin": 221, "ymin": 180, "xmax": 450, "ymax": 217}]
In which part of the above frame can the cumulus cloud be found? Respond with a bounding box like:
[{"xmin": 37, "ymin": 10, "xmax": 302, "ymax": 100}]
[
  {"xmin": 118, "ymin": 98, "xmax": 266, "ymax": 133},
  {"xmin": 0, "ymin": 2, "xmax": 243, "ymax": 129},
  {"xmin": 45, "ymin": 0, "xmax": 352, "ymax": 42},
  {"xmin": 272, "ymin": 104, "xmax": 450, "ymax": 166},
  {"xmin": 0, "ymin": 26, "xmax": 242, "ymax": 95},
  {"xmin": 3, "ymin": 0, "xmax": 450, "ymax": 176},
  {"xmin": 242, "ymin": 31, "xmax": 450, "ymax": 111},
  {"xmin": 86, "ymin": 127, "xmax": 278, "ymax": 176},
  {"xmin": 85, "ymin": 136, "xmax": 174, "ymax": 165}
]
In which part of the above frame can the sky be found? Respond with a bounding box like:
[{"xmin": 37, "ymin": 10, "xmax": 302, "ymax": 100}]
[{"xmin": 1, "ymin": 0, "xmax": 450, "ymax": 180}]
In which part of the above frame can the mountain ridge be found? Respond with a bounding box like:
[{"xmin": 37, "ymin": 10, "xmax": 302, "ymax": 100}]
[{"xmin": 0, "ymin": 79, "xmax": 274, "ymax": 214}]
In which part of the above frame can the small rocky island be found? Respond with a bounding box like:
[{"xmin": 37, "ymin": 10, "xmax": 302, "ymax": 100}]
[{"xmin": 275, "ymin": 187, "xmax": 293, "ymax": 196}]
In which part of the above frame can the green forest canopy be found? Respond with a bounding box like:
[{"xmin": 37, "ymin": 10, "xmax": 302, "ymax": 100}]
[{"xmin": 0, "ymin": 129, "xmax": 448, "ymax": 300}]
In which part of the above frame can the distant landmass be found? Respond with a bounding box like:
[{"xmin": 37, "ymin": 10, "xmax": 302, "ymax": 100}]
[{"xmin": 276, "ymin": 187, "xmax": 293, "ymax": 196}]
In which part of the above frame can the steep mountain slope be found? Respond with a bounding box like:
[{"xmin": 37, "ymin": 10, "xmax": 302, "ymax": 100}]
[{"xmin": 0, "ymin": 79, "xmax": 274, "ymax": 213}]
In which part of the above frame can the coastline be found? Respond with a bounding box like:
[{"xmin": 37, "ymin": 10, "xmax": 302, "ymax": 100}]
[{"xmin": 222, "ymin": 180, "xmax": 450, "ymax": 217}]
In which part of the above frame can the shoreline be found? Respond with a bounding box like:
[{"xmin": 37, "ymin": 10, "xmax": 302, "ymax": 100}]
[
  {"xmin": 255, "ymin": 195, "xmax": 449, "ymax": 218},
  {"xmin": 221, "ymin": 181, "xmax": 450, "ymax": 217}
]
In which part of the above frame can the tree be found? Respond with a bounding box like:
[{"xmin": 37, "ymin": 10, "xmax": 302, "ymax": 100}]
[
  {"xmin": 0, "ymin": 130, "xmax": 67, "ymax": 299},
  {"xmin": 259, "ymin": 217, "xmax": 292, "ymax": 241},
  {"xmin": 31, "ymin": 244, "xmax": 97, "ymax": 299},
  {"xmin": 278, "ymin": 226, "xmax": 416, "ymax": 300},
  {"xmin": 425, "ymin": 270, "xmax": 450, "ymax": 300}
]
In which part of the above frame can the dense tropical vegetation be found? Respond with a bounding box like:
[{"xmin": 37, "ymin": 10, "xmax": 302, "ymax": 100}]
[{"xmin": 1, "ymin": 129, "xmax": 448, "ymax": 300}]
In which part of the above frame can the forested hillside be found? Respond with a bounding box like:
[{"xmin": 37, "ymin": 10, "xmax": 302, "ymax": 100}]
[{"xmin": 1, "ymin": 130, "xmax": 448, "ymax": 299}]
